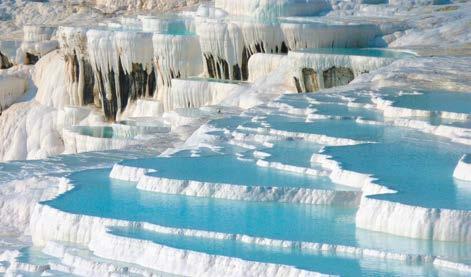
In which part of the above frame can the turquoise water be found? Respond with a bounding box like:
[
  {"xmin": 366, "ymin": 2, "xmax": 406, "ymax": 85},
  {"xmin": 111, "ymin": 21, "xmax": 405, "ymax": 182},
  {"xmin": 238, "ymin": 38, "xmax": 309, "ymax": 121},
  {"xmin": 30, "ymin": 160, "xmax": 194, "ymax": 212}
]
[
  {"xmin": 118, "ymin": 154, "xmax": 350, "ymax": 190},
  {"xmin": 8, "ymin": 86, "xmax": 470, "ymax": 275},
  {"xmin": 109, "ymin": 226, "xmax": 454, "ymax": 277},
  {"xmin": 436, "ymin": 118, "xmax": 471, "ymax": 128},
  {"xmin": 385, "ymin": 91, "xmax": 471, "ymax": 115},
  {"xmin": 138, "ymin": 15, "xmax": 194, "ymax": 35},
  {"xmin": 236, "ymin": 107, "xmax": 471, "ymax": 209},
  {"xmin": 268, "ymin": 95, "xmax": 381, "ymax": 121},
  {"xmin": 46, "ymin": 169, "xmax": 357, "ymax": 244},
  {"xmin": 72, "ymin": 124, "xmax": 169, "ymax": 139},
  {"xmin": 164, "ymin": 24, "xmax": 194, "ymax": 36},
  {"xmin": 208, "ymin": 115, "xmax": 251, "ymax": 130},
  {"xmin": 256, "ymin": 96, "xmax": 471, "ymax": 209},
  {"xmin": 274, "ymin": 94, "xmax": 313, "ymax": 108},
  {"xmin": 266, "ymin": 115, "xmax": 386, "ymax": 141},
  {"xmin": 74, "ymin": 126, "xmax": 116, "ymax": 139},
  {"xmin": 261, "ymin": 139, "xmax": 324, "ymax": 168},
  {"xmin": 17, "ymin": 247, "xmax": 59, "ymax": 266},
  {"xmin": 324, "ymin": 131, "xmax": 471, "ymax": 210},
  {"xmin": 295, "ymin": 48, "xmax": 416, "ymax": 59},
  {"xmin": 213, "ymin": 95, "xmax": 471, "ymax": 210},
  {"xmin": 311, "ymin": 102, "xmax": 383, "ymax": 121},
  {"xmin": 45, "ymin": 168, "xmax": 470, "ymax": 265}
]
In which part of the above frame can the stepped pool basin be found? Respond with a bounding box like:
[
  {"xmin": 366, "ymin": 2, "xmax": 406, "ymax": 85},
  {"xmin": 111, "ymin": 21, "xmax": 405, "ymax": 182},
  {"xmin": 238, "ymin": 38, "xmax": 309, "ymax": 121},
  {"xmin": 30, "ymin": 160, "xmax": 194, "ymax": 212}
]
[
  {"xmin": 116, "ymin": 154, "xmax": 352, "ymax": 191},
  {"xmin": 383, "ymin": 90, "xmax": 471, "ymax": 115},
  {"xmin": 295, "ymin": 48, "xmax": 417, "ymax": 59},
  {"xmin": 70, "ymin": 124, "xmax": 170, "ymax": 140},
  {"xmin": 39, "ymin": 87, "xmax": 471, "ymax": 273},
  {"xmin": 324, "ymin": 133, "xmax": 471, "ymax": 210},
  {"xmin": 40, "ymin": 166, "xmax": 470, "ymax": 276},
  {"xmin": 265, "ymin": 116, "xmax": 386, "ymax": 141},
  {"xmin": 8, "ymin": 87, "xmax": 471, "ymax": 276},
  {"xmin": 1, "ymin": 0, "xmax": 471, "ymax": 275},
  {"xmin": 73, "ymin": 126, "xmax": 116, "ymax": 139},
  {"xmin": 108, "ymin": 226, "xmax": 454, "ymax": 277},
  {"xmin": 45, "ymin": 168, "xmax": 358, "ymax": 244}
]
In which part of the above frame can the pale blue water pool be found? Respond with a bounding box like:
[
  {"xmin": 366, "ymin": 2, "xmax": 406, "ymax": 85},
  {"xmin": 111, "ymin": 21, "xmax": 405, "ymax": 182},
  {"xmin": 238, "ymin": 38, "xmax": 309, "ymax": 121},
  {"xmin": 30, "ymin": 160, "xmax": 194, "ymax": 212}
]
[
  {"xmin": 136, "ymin": 15, "xmax": 195, "ymax": 35},
  {"xmin": 253, "ymin": 95, "xmax": 471, "ymax": 210},
  {"xmin": 435, "ymin": 118, "xmax": 471, "ymax": 129},
  {"xmin": 164, "ymin": 24, "xmax": 194, "ymax": 36},
  {"xmin": 295, "ymin": 48, "xmax": 417, "ymax": 59},
  {"xmin": 274, "ymin": 95, "xmax": 312, "ymax": 109},
  {"xmin": 42, "ymin": 167, "xmax": 468, "ymax": 276},
  {"xmin": 270, "ymin": 94, "xmax": 382, "ymax": 121},
  {"xmin": 384, "ymin": 90, "xmax": 471, "ymax": 115},
  {"xmin": 266, "ymin": 115, "xmax": 386, "ymax": 141},
  {"xmin": 71, "ymin": 124, "xmax": 169, "ymax": 140},
  {"xmin": 118, "ymin": 154, "xmax": 350, "ymax": 190},
  {"xmin": 210, "ymin": 95, "xmax": 471, "ymax": 210},
  {"xmin": 323, "ymin": 128, "xmax": 471, "ymax": 210},
  {"xmin": 46, "ymin": 169, "xmax": 357, "ymax": 244},
  {"xmin": 260, "ymin": 139, "xmax": 324, "ymax": 168},
  {"xmin": 208, "ymin": 115, "xmax": 251, "ymax": 130},
  {"xmin": 17, "ymin": 247, "xmax": 59, "ymax": 266},
  {"xmin": 73, "ymin": 126, "xmax": 116, "ymax": 139},
  {"xmin": 311, "ymin": 102, "xmax": 383, "ymax": 121},
  {"xmin": 109, "ymin": 226, "xmax": 457, "ymax": 277},
  {"xmin": 7, "ymin": 85, "xmax": 470, "ymax": 276}
]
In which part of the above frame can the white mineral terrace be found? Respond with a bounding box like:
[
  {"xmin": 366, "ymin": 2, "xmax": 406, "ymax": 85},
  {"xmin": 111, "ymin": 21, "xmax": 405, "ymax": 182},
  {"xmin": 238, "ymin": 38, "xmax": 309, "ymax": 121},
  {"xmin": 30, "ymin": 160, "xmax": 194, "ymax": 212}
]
[
  {"xmin": 454, "ymin": 155, "xmax": 471, "ymax": 182},
  {"xmin": 0, "ymin": 0, "xmax": 470, "ymax": 276},
  {"xmin": 0, "ymin": 74, "xmax": 27, "ymax": 112},
  {"xmin": 18, "ymin": 26, "xmax": 58, "ymax": 65},
  {"xmin": 51, "ymin": 10, "xmax": 399, "ymax": 121}
]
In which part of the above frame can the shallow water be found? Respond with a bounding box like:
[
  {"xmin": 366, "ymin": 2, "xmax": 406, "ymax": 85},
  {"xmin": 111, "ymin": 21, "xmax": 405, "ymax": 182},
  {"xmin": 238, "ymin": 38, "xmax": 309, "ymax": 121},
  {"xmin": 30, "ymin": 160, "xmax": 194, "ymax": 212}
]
[
  {"xmin": 73, "ymin": 126, "xmax": 116, "ymax": 138},
  {"xmin": 386, "ymin": 90, "xmax": 471, "ymax": 114},
  {"xmin": 46, "ymin": 168, "xmax": 357, "ymax": 244},
  {"xmin": 261, "ymin": 139, "xmax": 324, "ymax": 167},
  {"xmin": 311, "ymin": 102, "xmax": 383, "ymax": 121},
  {"xmin": 7, "ymin": 88, "xmax": 471, "ymax": 276},
  {"xmin": 266, "ymin": 116, "xmax": 386, "ymax": 141},
  {"xmin": 295, "ymin": 48, "xmax": 417, "ymax": 59},
  {"xmin": 110, "ymin": 226, "xmax": 455, "ymax": 277},
  {"xmin": 120, "ymin": 153, "xmax": 352, "ymax": 190},
  {"xmin": 324, "ymin": 134, "xmax": 471, "ymax": 210},
  {"xmin": 36, "ymin": 166, "xmax": 468, "ymax": 277}
]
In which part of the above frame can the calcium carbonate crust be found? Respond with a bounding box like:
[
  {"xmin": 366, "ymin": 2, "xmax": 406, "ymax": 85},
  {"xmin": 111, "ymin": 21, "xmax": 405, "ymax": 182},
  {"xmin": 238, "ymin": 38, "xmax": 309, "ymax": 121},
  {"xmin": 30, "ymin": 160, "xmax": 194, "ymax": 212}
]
[
  {"xmin": 109, "ymin": 163, "xmax": 362, "ymax": 206},
  {"xmin": 30, "ymin": 202, "xmax": 471, "ymax": 276}
]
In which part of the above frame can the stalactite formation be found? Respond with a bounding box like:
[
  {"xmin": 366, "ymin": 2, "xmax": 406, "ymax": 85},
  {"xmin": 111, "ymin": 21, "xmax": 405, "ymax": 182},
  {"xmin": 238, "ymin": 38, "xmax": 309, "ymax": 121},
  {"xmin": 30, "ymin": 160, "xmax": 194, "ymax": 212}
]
[{"xmin": 52, "ymin": 8, "xmax": 390, "ymax": 119}]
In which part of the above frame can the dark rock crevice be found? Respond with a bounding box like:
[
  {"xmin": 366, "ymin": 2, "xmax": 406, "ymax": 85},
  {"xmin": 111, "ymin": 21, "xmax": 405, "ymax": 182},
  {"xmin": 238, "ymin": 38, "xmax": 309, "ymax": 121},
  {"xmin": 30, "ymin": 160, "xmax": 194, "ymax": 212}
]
[
  {"xmin": 64, "ymin": 52, "xmax": 96, "ymax": 106},
  {"xmin": 0, "ymin": 52, "xmax": 13, "ymax": 69},
  {"xmin": 323, "ymin": 67, "xmax": 354, "ymax": 89},
  {"xmin": 302, "ymin": 68, "xmax": 319, "ymax": 92},
  {"xmin": 25, "ymin": 52, "xmax": 39, "ymax": 65},
  {"xmin": 295, "ymin": 66, "xmax": 355, "ymax": 93},
  {"xmin": 93, "ymin": 59, "xmax": 156, "ymax": 121}
]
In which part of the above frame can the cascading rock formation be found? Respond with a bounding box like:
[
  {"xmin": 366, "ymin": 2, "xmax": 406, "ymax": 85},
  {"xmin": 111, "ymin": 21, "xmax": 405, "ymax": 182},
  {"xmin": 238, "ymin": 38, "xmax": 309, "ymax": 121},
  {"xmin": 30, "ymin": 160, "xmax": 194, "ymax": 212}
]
[{"xmin": 0, "ymin": 0, "xmax": 470, "ymax": 276}]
